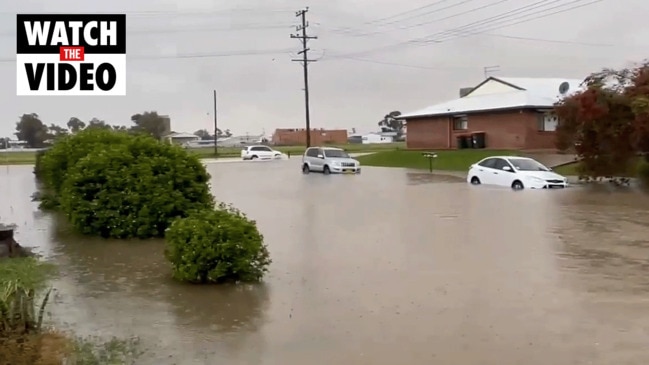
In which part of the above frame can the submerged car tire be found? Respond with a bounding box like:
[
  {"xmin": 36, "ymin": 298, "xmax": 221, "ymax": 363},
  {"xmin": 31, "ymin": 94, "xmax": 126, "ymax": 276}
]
[
  {"xmin": 511, "ymin": 180, "xmax": 524, "ymax": 190},
  {"xmin": 470, "ymin": 176, "xmax": 481, "ymax": 184},
  {"xmin": 302, "ymin": 164, "xmax": 310, "ymax": 174},
  {"xmin": 251, "ymin": 155, "xmax": 258, "ymax": 160},
  {"xmin": 323, "ymin": 165, "xmax": 330, "ymax": 175}
]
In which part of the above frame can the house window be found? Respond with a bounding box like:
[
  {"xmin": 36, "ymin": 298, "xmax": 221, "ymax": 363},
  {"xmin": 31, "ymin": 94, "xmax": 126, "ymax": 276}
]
[
  {"xmin": 538, "ymin": 113, "xmax": 558, "ymax": 131},
  {"xmin": 453, "ymin": 116, "xmax": 468, "ymax": 130}
]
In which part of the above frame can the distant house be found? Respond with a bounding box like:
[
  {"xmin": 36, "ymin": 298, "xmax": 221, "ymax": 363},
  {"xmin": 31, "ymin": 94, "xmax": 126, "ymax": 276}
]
[
  {"xmin": 163, "ymin": 132, "xmax": 199, "ymax": 145},
  {"xmin": 272, "ymin": 128, "xmax": 348, "ymax": 146},
  {"xmin": 361, "ymin": 132, "xmax": 394, "ymax": 144},
  {"xmin": 401, "ymin": 76, "xmax": 584, "ymax": 150}
]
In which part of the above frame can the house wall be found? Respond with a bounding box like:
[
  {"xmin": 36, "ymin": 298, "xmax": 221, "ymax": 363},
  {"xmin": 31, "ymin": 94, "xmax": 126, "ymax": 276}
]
[
  {"xmin": 169, "ymin": 136, "xmax": 199, "ymax": 145},
  {"xmin": 406, "ymin": 109, "xmax": 557, "ymax": 150},
  {"xmin": 361, "ymin": 134, "xmax": 393, "ymax": 144},
  {"xmin": 272, "ymin": 128, "xmax": 348, "ymax": 146}
]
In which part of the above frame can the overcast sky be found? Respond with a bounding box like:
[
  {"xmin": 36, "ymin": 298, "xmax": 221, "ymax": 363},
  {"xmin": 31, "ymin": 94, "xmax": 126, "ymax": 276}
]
[{"xmin": 1, "ymin": 0, "xmax": 647, "ymax": 138}]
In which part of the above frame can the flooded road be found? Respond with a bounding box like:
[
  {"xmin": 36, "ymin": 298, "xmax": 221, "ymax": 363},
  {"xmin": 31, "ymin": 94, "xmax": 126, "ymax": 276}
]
[{"xmin": 1, "ymin": 161, "xmax": 649, "ymax": 364}]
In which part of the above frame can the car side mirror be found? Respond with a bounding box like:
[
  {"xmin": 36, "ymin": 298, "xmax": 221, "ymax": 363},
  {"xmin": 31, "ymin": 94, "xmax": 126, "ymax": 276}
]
[
  {"xmin": 317, "ymin": 154, "xmax": 324, "ymax": 159},
  {"xmin": 502, "ymin": 165, "xmax": 511, "ymax": 171}
]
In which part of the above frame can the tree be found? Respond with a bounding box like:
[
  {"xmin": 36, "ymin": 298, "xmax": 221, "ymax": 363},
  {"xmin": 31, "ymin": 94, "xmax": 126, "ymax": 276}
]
[
  {"xmin": 378, "ymin": 111, "xmax": 403, "ymax": 133},
  {"xmin": 165, "ymin": 204, "xmax": 271, "ymax": 283},
  {"xmin": 86, "ymin": 118, "xmax": 111, "ymax": 130},
  {"xmin": 194, "ymin": 129, "xmax": 212, "ymax": 140},
  {"xmin": 15, "ymin": 113, "xmax": 48, "ymax": 148},
  {"xmin": 67, "ymin": 117, "xmax": 86, "ymax": 133},
  {"xmin": 48, "ymin": 124, "xmax": 68, "ymax": 139},
  {"xmin": 554, "ymin": 61, "xmax": 649, "ymax": 179},
  {"xmin": 222, "ymin": 129, "xmax": 232, "ymax": 137},
  {"xmin": 130, "ymin": 111, "xmax": 168, "ymax": 139},
  {"xmin": 0, "ymin": 138, "xmax": 8, "ymax": 149}
]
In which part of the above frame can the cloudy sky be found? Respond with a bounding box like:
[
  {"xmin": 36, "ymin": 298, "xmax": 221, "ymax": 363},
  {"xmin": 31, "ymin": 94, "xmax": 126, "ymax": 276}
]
[{"xmin": 1, "ymin": 0, "xmax": 647, "ymax": 138}]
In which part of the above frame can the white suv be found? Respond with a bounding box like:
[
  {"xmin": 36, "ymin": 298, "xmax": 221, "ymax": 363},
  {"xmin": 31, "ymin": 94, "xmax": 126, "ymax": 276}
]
[
  {"xmin": 302, "ymin": 147, "xmax": 361, "ymax": 174},
  {"xmin": 241, "ymin": 145, "xmax": 282, "ymax": 160}
]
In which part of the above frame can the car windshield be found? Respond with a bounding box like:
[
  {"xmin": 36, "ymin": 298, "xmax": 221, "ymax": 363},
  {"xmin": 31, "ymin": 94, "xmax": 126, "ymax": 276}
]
[
  {"xmin": 323, "ymin": 149, "xmax": 349, "ymax": 158},
  {"xmin": 509, "ymin": 159, "xmax": 549, "ymax": 171}
]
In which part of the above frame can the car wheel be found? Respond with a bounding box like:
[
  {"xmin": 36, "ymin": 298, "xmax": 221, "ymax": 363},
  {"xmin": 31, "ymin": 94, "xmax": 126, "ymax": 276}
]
[
  {"xmin": 251, "ymin": 155, "xmax": 258, "ymax": 160},
  {"xmin": 323, "ymin": 165, "xmax": 330, "ymax": 175},
  {"xmin": 302, "ymin": 164, "xmax": 310, "ymax": 174},
  {"xmin": 511, "ymin": 180, "xmax": 524, "ymax": 190},
  {"xmin": 470, "ymin": 176, "xmax": 481, "ymax": 184}
]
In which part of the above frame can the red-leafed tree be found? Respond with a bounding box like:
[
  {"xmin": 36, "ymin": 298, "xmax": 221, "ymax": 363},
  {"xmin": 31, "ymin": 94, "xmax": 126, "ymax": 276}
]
[{"xmin": 554, "ymin": 61, "xmax": 649, "ymax": 178}]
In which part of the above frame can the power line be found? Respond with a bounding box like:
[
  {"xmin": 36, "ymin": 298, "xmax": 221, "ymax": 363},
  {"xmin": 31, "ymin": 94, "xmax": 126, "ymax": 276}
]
[
  {"xmin": 290, "ymin": 8, "xmax": 318, "ymax": 147},
  {"xmin": 420, "ymin": 0, "xmax": 604, "ymax": 44},
  {"xmin": 481, "ymin": 32, "xmax": 612, "ymax": 46},
  {"xmin": 324, "ymin": 0, "xmax": 603, "ymax": 59},
  {"xmin": 0, "ymin": 48, "xmax": 293, "ymax": 63},
  {"xmin": 0, "ymin": 23, "xmax": 294, "ymax": 37},
  {"xmin": 332, "ymin": 0, "xmax": 479, "ymax": 34},
  {"xmin": 0, "ymin": 8, "xmax": 297, "ymax": 16},
  {"xmin": 332, "ymin": 0, "xmax": 514, "ymax": 37},
  {"xmin": 364, "ymin": 0, "xmax": 456, "ymax": 24},
  {"xmin": 368, "ymin": 0, "xmax": 481, "ymax": 27}
]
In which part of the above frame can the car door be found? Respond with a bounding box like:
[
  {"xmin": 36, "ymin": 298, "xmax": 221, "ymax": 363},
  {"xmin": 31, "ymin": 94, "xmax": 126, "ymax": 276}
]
[
  {"xmin": 475, "ymin": 158, "xmax": 498, "ymax": 184},
  {"xmin": 251, "ymin": 146, "xmax": 270, "ymax": 159},
  {"xmin": 491, "ymin": 158, "xmax": 517, "ymax": 187},
  {"xmin": 259, "ymin": 146, "xmax": 272, "ymax": 159},
  {"xmin": 310, "ymin": 148, "xmax": 324, "ymax": 171}
]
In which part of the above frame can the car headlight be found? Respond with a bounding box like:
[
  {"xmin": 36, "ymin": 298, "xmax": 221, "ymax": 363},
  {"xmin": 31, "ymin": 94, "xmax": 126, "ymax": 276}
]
[
  {"xmin": 529, "ymin": 176, "xmax": 544, "ymax": 182},
  {"xmin": 332, "ymin": 161, "xmax": 340, "ymax": 166}
]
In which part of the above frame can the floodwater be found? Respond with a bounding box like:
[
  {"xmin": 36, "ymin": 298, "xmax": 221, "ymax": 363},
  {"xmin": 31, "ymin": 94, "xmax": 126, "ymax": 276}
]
[{"xmin": 1, "ymin": 161, "xmax": 649, "ymax": 364}]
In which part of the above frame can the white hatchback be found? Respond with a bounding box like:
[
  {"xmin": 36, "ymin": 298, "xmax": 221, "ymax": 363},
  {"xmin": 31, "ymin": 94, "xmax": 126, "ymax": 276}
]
[
  {"xmin": 467, "ymin": 156, "xmax": 568, "ymax": 189},
  {"xmin": 241, "ymin": 145, "xmax": 282, "ymax": 160}
]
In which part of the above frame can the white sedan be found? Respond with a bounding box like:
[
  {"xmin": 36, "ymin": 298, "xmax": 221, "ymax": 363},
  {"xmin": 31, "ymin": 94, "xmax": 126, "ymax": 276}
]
[
  {"xmin": 241, "ymin": 145, "xmax": 282, "ymax": 160},
  {"xmin": 467, "ymin": 156, "xmax": 568, "ymax": 189}
]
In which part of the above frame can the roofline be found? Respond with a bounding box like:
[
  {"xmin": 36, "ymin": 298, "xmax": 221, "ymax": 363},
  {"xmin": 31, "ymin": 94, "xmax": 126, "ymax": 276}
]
[
  {"xmin": 400, "ymin": 105, "xmax": 555, "ymax": 120},
  {"xmin": 463, "ymin": 76, "xmax": 525, "ymax": 97}
]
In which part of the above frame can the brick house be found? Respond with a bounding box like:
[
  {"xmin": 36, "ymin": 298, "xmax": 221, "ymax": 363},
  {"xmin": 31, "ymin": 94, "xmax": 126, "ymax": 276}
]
[
  {"xmin": 401, "ymin": 76, "xmax": 584, "ymax": 150},
  {"xmin": 272, "ymin": 128, "xmax": 348, "ymax": 146}
]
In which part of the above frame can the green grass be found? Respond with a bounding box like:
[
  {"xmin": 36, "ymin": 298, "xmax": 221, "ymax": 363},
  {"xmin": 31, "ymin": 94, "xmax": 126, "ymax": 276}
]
[
  {"xmin": 0, "ymin": 142, "xmax": 406, "ymax": 165},
  {"xmin": 0, "ymin": 152, "xmax": 41, "ymax": 165},
  {"xmin": 553, "ymin": 157, "xmax": 644, "ymax": 177},
  {"xmin": 355, "ymin": 149, "xmax": 520, "ymax": 171}
]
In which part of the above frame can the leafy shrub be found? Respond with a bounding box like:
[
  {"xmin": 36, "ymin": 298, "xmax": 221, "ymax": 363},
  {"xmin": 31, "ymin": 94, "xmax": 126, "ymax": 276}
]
[
  {"xmin": 59, "ymin": 134, "xmax": 213, "ymax": 239},
  {"xmin": 165, "ymin": 204, "xmax": 271, "ymax": 283},
  {"xmin": 37, "ymin": 129, "xmax": 133, "ymax": 207},
  {"xmin": 637, "ymin": 158, "xmax": 649, "ymax": 184}
]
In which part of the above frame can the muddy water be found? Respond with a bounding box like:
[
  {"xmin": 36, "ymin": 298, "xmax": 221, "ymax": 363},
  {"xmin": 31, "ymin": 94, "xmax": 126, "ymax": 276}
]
[{"xmin": 1, "ymin": 161, "xmax": 649, "ymax": 364}]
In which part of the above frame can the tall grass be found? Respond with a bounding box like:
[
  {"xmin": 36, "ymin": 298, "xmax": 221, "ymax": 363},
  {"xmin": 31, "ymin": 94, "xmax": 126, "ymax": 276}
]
[{"xmin": 0, "ymin": 257, "xmax": 55, "ymax": 336}]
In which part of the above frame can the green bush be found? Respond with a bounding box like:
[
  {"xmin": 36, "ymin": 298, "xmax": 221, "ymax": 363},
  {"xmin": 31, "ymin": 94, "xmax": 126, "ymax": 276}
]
[
  {"xmin": 164, "ymin": 204, "xmax": 271, "ymax": 283},
  {"xmin": 59, "ymin": 134, "xmax": 214, "ymax": 239},
  {"xmin": 37, "ymin": 129, "xmax": 133, "ymax": 206},
  {"xmin": 638, "ymin": 158, "xmax": 649, "ymax": 184}
]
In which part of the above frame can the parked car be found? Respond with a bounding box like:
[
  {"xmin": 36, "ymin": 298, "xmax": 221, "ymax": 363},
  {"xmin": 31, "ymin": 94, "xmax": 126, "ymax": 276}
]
[
  {"xmin": 302, "ymin": 147, "xmax": 361, "ymax": 174},
  {"xmin": 241, "ymin": 145, "xmax": 282, "ymax": 160},
  {"xmin": 467, "ymin": 156, "xmax": 567, "ymax": 189}
]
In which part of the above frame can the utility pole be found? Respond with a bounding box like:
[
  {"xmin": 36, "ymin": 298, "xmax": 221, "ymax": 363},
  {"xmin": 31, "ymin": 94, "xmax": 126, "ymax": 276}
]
[
  {"xmin": 213, "ymin": 90, "xmax": 218, "ymax": 156},
  {"xmin": 291, "ymin": 8, "xmax": 317, "ymax": 147}
]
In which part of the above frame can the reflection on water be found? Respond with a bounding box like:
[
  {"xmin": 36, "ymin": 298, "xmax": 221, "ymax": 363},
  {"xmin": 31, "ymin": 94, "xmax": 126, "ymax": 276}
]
[{"xmin": 1, "ymin": 161, "xmax": 649, "ymax": 364}]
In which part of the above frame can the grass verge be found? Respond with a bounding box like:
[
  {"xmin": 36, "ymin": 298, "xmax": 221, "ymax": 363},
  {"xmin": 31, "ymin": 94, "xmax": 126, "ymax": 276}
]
[
  {"xmin": 355, "ymin": 149, "xmax": 519, "ymax": 171},
  {"xmin": 0, "ymin": 142, "xmax": 406, "ymax": 165},
  {"xmin": 553, "ymin": 157, "xmax": 644, "ymax": 177}
]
